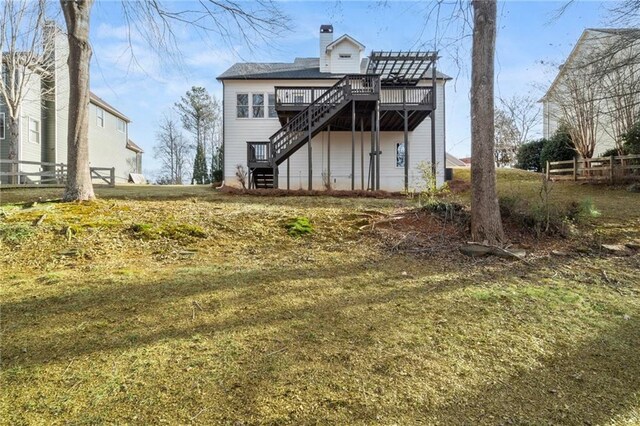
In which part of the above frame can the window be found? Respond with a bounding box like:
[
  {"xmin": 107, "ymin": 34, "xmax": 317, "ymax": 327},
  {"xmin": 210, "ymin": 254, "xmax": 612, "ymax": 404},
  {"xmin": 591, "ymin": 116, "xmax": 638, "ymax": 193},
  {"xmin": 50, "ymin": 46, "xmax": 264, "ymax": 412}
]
[
  {"xmin": 267, "ymin": 94, "xmax": 277, "ymax": 118},
  {"xmin": 0, "ymin": 113, "xmax": 5, "ymax": 140},
  {"xmin": 96, "ymin": 107, "xmax": 105, "ymax": 127},
  {"xmin": 236, "ymin": 94, "xmax": 249, "ymax": 118},
  {"xmin": 396, "ymin": 142, "xmax": 405, "ymax": 168},
  {"xmin": 29, "ymin": 117, "xmax": 40, "ymax": 144},
  {"xmin": 252, "ymin": 94, "xmax": 264, "ymax": 118},
  {"xmin": 117, "ymin": 118, "xmax": 126, "ymax": 133},
  {"xmin": 339, "ymin": 53, "xmax": 352, "ymax": 59}
]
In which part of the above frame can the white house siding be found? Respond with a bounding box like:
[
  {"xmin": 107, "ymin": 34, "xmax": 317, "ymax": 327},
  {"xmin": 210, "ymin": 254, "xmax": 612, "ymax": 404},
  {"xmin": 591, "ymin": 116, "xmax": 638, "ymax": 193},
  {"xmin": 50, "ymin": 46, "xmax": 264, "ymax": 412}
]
[
  {"xmin": 542, "ymin": 29, "xmax": 639, "ymax": 156},
  {"xmin": 19, "ymin": 73, "xmax": 44, "ymax": 182},
  {"xmin": 53, "ymin": 27, "xmax": 69, "ymax": 165},
  {"xmin": 88, "ymin": 103, "xmax": 135, "ymax": 183},
  {"xmin": 328, "ymin": 41, "xmax": 362, "ymax": 74},
  {"xmin": 223, "ymin": 78, "xmax": 446, "ymax": 191}
]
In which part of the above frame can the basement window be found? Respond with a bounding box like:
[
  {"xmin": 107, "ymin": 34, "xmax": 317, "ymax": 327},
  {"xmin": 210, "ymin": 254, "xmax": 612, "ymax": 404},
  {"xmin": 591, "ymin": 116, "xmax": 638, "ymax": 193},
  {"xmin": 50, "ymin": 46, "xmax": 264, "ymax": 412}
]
[
  {"xmin": 339, "ymin": 53, "xmax": 352, "ymax": 59},
  {"xmin": 396, "ymin": 142, "xmax": 405, "ymax": 168}
]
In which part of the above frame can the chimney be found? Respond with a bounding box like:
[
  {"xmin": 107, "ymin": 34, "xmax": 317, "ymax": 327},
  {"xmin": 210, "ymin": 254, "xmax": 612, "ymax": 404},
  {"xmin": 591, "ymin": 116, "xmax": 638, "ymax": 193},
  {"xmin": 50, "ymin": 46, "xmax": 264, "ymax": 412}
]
[{"xmin": 319, "ymin": 24, "xmax": 333, "ymax": 73}]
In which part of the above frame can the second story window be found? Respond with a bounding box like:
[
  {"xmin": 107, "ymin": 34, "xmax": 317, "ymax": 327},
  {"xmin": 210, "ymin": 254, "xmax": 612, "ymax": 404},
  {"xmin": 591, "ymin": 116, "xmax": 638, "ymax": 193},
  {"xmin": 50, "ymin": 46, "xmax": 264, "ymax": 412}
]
[
  {"xmin": 236, "ymin": 94, "xmax": 249, "ymax": 118},
  {"xmin": 252, "ymin": 94, "xmax": 264, "ymax": 118},
  {"xmin": 117, "ymin": 118, "xmax": 126, "ymax": 133},
  {"xmin": 0, "ymin": 113, "xmax": 5, "ymax": 140},
  {"xmin": 29, "ymin": 117, "xmax": 40, "ymax": 144},
  {"xmin": 96, "ymin": 107, "xmax": 105, "ymax": 127},
  {"xmin": 267, "ymin": 94, "xmax": 277, "ymax": 118}
]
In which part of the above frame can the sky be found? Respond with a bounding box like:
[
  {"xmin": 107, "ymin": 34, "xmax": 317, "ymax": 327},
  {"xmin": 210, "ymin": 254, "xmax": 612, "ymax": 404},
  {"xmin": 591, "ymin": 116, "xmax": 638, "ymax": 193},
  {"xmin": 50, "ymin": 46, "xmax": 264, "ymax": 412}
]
[{"xmin": 85, "ymin": 0, "xmax": 613, "ymax": 177}]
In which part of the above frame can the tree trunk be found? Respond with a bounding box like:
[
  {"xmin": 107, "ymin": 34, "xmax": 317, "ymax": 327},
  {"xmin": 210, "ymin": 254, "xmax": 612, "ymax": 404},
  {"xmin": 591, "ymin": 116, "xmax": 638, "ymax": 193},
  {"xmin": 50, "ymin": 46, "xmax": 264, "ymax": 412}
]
[
  {"xmin": 7, "ymin": 116, "xmax": 20, "ymax": 184},
  {"xmin": 61, "ymin": 0, "xmax": 95, "ymax": 201},
  {"xmin": 470, "ymin": 0, "xmax": 504, "ymax": 245}
]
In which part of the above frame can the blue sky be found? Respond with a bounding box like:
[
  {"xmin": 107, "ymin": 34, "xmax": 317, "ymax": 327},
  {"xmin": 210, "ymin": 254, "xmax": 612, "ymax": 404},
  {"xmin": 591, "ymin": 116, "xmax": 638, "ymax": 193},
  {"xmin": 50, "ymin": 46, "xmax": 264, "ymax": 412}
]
[{"xmin": 87, "ymin": 0, "xmax": 611, "ymax": 175}]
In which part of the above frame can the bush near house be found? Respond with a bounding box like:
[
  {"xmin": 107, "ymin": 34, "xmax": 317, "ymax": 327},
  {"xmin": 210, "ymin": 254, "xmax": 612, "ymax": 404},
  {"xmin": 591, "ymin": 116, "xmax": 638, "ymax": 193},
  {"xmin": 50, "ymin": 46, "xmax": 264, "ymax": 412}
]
[
  {"xmin": 602, "ymin": 122, "xmax": 640, "ymax": 157},
  {"xmin": 515, "ymin": 127, "xmax": 575, "ymax": 172},
  {"xmin": 515, "ymin": 139, "xmax": 545, "ymax": 172}
]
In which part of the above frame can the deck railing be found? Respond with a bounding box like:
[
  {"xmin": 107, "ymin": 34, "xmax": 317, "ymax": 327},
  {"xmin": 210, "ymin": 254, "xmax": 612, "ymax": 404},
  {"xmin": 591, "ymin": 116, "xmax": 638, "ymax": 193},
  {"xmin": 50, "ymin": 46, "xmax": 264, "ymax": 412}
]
[
  {"xmin": 0, "ymin": 159, "xmax": 116, "ymax": 187},
  {"xmin": 247, "ymin": 141, "xmax": 271, "ymax": 167},
  {"xmin": 275, "ymin": 83, "xmax": 433, "ymax": 109},
  {"xmin": 546, "ymin": 154, "xmax": 640, "ymax": 182}
]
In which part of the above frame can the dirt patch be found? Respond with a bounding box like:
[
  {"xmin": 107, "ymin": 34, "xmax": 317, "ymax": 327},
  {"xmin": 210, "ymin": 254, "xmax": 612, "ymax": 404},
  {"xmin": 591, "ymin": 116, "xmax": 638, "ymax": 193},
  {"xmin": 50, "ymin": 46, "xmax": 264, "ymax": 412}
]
[{"xmin": 219, "ymin": 186, "xmax": 403, "ymax": 198}]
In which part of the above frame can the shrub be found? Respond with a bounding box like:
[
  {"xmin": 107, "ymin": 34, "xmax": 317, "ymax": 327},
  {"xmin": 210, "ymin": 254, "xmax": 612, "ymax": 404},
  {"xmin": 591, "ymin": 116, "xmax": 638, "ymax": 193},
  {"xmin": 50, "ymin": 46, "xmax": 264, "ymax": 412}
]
[
  {"xmin": 515, "ymin": 139, "xmax": 545, "ymax": 172},
  {"xmin": 0, "ymin": 223, "xmax": 34, "ymax": 245},
  {"xmin": 540, "ymin": 127, "xmax": 575, "ymax": 170},
  {"xmin": 285, "ymin": 217, "xmax": 313, "ymax": 237},
  {"xmin": 235, "ymin": 164, "xmax": 248, "ymax": 189},
  {"xmin": 621, "ymin": 121, "xmax": 640, "ymax": 155}
]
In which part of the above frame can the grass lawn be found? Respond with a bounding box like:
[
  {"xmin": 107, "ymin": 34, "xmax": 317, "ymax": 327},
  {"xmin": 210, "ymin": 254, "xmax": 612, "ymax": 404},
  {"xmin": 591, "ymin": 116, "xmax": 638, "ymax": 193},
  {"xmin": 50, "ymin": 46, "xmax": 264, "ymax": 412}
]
[{"xmin": 1, "ymin": 170, "xmax": 639, "ymax": 425}]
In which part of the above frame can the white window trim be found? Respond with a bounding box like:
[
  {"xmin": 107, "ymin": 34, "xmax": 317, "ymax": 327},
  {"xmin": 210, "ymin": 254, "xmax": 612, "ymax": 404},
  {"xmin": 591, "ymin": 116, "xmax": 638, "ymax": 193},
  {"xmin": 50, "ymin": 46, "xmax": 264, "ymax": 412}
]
[
  {"xmin": 117, "ymin": 118, "xmax": 126, "ymax": 133},
  {"xmin": 236, "ymin": 92, "xmax": 278, "ymax": 120},
  {"xmin": 236, "ymin": 93, "xmax": 250, "ymax": 119},
  {"xmin": 251, "ymin": 93, "xmax": 265, "ymax": 119},
  {"xmin": 28, "ymin": 117, "xmax": 40, "ymax": 144},
  {"xmin": 395, "ymin": 142, "xmax": 405, "ymax": 169},
  {"xmin": 0, "ymin": 112, "xmax": 5, "ymax": 140},
  {"xmin": 96, "ymin": 106, "xmax": 105, "ymax": 128}
]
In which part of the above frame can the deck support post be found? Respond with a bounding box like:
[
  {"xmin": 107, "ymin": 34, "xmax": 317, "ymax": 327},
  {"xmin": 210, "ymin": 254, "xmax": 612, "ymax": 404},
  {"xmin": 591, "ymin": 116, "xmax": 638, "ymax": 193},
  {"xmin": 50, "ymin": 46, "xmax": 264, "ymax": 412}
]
[
  {"xmin": 308, "ymin": 108, "xmax": 312, "ymax": 190},
  {"xmin": 273, "ymin": 164, "xmax": 279, "ymax": 189},
  {"xmin": 360, "ymin": 116, "xmax": 364, "ymax": 190},
  {"xmin": 375, "ymin": 100, "xmax": 381, "ymax": 191},
  {"xmin": 404, "ymin": 109, "xmax": 409, "ymax": 192},
  {"xmin": 327, "ymin": 125, "xmax": 331, "ymax": 190},
  {"xmin": 351, "ymin": 100, "xmax": 356, "ymax": 190},
  {"xmin": 369, "ymin": 111, "xmax": 375, "ymax": 191},
  {"xmin": 287, "ymin": 158, "xmax": 290, "ymax": 190},
  {"xmin": 431, "ymin": 62, "xmax": 437, "ymax": 179}
]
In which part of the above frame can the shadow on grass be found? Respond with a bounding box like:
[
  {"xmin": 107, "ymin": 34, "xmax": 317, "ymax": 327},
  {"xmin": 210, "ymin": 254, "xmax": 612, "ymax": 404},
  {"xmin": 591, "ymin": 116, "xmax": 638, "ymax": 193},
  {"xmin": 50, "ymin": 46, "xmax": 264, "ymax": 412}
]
[{"xmin": 3, "ymin": 255, "xmax": 639, "ymax": 424}]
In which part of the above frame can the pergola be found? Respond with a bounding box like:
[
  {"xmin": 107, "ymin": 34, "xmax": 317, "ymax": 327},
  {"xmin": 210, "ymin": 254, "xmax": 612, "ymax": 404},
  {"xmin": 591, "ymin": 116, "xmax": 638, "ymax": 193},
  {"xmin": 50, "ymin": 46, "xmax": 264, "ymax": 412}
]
[{"xmin": 366, "ymin": 51, "xmax": 438, "ymax": 86}]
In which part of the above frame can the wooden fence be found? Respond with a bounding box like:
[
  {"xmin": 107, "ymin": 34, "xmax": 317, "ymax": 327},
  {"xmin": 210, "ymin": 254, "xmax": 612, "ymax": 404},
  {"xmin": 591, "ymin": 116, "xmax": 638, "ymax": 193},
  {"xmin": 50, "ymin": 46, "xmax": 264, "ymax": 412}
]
[
  {"xmin": 0, "ymin": 159, "xmax": 115, "ymax": 188},
  {"xmin": 546, "ymin": 154, "xmax": 640, "ymax": 182}
]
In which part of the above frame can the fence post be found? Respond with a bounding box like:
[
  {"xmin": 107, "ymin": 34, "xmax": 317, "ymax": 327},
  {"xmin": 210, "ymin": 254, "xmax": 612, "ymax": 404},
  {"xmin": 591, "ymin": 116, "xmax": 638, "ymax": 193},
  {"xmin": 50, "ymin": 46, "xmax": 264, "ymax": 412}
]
[
  {"xmin": 109, "ymin": 167, "xmax": 115, "ymax": 187},
  {"xmin": 610, "ymin": 155, "xmax": 614, "ymax": 183},
  {"xmin": 573, "ymin": 157, "xmax": 578, "ymax": 181},
  {"xmin": 546, "ymin": 160, "xmax": 550, "ymax": 181}
]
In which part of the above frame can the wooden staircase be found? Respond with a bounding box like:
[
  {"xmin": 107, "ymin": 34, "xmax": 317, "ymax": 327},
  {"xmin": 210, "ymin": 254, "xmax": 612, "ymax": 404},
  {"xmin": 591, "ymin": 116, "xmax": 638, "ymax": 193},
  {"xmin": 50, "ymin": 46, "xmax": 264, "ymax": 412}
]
[{"xmin": 247, "ymin": 75, "xmax": 379, "ymax": 189}]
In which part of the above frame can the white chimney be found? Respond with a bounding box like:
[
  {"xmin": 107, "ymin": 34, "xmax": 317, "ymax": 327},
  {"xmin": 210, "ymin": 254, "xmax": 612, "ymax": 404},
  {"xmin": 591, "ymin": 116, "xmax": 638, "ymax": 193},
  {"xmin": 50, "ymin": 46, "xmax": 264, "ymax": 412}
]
[{"xmin": 319, "ymin": 24, "xmax": 333, "ymax": 73}]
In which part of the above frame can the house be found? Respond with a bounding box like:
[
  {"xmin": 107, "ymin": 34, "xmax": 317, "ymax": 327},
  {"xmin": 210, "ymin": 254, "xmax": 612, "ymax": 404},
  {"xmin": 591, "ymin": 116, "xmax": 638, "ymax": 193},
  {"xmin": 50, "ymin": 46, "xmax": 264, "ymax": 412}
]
[
  {"xmin": 217, "ymin": 25, "xmax": 451, "ymax": 191},
  {"xmin": 541, "ymin": 28, "xmax": 640, "ymax": 156},
  {"xmin": 0, "ymin": 23, "xmax": 142, "ymax": 185}
]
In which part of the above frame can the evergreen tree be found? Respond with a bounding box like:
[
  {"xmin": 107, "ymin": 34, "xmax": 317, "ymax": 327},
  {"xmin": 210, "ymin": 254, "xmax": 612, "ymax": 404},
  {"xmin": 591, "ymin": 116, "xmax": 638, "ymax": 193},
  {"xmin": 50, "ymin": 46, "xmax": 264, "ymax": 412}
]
[{"xmin": 192, "ymin": 142, "xmax": 209, "ymax": 184}]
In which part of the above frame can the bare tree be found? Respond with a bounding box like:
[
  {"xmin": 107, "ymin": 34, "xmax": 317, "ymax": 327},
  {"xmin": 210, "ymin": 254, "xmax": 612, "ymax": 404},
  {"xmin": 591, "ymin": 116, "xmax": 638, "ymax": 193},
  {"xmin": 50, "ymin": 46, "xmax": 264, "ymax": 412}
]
[
  {"xmin": 153, "ymin": 114, "xmax": 190, "ymax": 184},
  {"xmin": 58, "ymin": 0, "xmax": 289, "ymax": 201},
  {"xmin": 0, "ymin": 0, "xmax": 51, "ymax": 183},
  {"xmin": 494, "ymin": 109, "xmax": 520, "ymax": 167},
  {"xmin": 470, "ymin": 0, "xmax": 504, "ymax": 244},
  {"xmin": 498, "ymin": 95, "xmax": 541, "ymax": 146}
]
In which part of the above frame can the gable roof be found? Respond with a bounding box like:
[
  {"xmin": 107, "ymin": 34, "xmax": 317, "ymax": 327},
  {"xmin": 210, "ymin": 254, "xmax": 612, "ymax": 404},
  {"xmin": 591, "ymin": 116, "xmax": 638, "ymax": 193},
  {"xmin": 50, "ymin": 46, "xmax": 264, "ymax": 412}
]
[
  {"xmin": 89, "ymin": 92, "xmax": 131, "ymax": 123},
  {"xmin": 217, "ymin": 57, "xmax": 451, "ymax": 81},
  {"xmin": 325, "ymin": 34, "xmax": 365, "ymax": 52},
  {"xmin": 541, "ymin": 28, "xmax": 640, "ymax": 101},
  {"xmin": 126, "ymin": 139, "xmax": 143, "ymax": 153}
]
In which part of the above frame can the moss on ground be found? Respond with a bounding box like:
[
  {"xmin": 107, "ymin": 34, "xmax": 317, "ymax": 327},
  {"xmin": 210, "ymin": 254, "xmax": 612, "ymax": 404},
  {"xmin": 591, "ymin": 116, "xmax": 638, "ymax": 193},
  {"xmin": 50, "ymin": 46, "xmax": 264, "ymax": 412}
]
[{"xmin": 1, "ymin": 174, "xmax": 639, "ymax": 424}]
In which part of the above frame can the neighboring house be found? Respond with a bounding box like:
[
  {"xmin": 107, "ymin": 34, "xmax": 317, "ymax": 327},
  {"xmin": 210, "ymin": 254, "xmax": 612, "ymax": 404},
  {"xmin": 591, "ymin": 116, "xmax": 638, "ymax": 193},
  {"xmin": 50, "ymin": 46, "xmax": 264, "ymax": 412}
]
[
  {"xmin": 217, "ymin": 24, "xmax": 451, "ymax": 191},
  {"xmin": 446, "ymin": 152, "xmax": 467, "ymax": 167},
  {"xmin": 541, "ymin": 28, "xmax": 640, "ymax": 156},
  {"xmin": 0, "ymin": 23, "xmax": 142, "ymax": 184}
]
